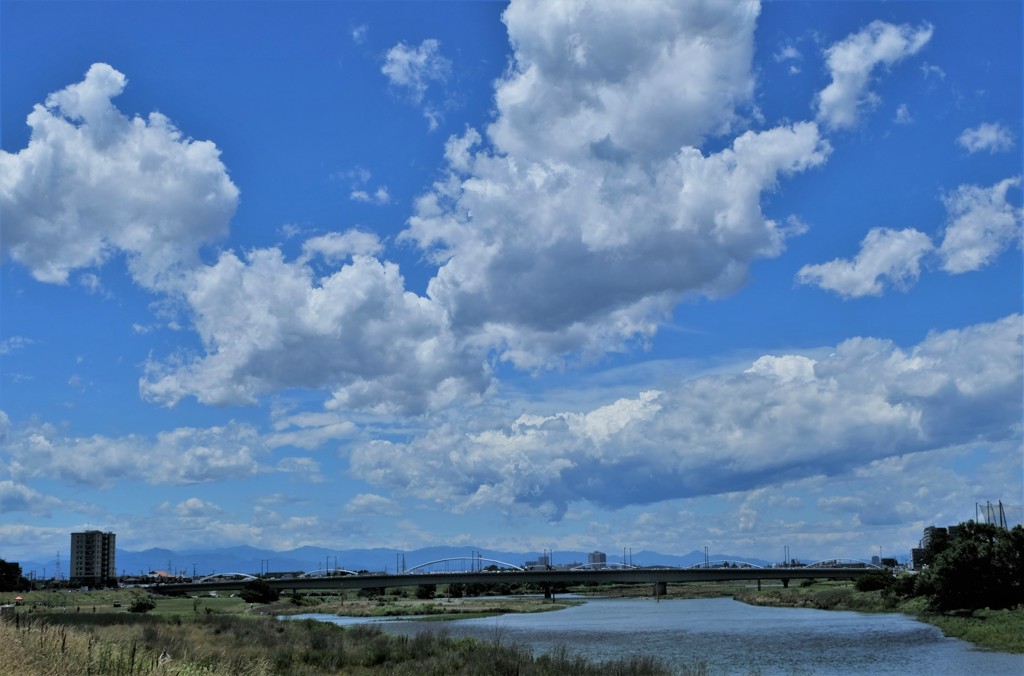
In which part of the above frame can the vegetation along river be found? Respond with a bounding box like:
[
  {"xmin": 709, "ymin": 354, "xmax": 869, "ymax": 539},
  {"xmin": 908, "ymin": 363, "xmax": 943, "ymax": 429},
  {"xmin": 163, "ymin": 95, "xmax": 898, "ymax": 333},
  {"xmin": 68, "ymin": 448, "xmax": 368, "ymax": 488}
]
[{"xmin": 294, "ymin": 596, "xmax": 1024, "ymax": 675}]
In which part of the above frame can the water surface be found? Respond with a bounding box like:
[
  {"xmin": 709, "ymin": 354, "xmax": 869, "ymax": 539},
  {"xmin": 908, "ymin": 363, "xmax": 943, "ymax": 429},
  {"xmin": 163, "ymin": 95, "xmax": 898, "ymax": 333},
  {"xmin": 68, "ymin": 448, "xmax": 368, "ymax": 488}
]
[{"xmin": 293, "ymin": 596, "xmax": 1024, "ymax": 674}]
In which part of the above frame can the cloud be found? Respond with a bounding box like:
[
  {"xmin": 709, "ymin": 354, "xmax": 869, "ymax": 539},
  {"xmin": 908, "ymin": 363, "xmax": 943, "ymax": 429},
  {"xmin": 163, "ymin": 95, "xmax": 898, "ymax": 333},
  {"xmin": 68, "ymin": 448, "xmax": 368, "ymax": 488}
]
[
  {"xmin": 774, "ymin": 45, "xmax": 802, "ymax": 63},
  {"xmin": 173, "ymin": 497, "xmax": 222, "ymax": 518},
  {"xmin": 894, "ymin": 103, "xmax": 912, "ymax": 124},
  {"xmin": 403, "ymin": 0, "xmax": 829, "ymax": 370},
  {"xmin": 340, "ymin": 166, "xmax": 391, "ymax": 205},
  {"xmin": 919, "ymin": 62, "xmax": 945, "ymax": 80},
  {"xmin": 957, "ymin": 122, "xmax": 1015, "ymax": 154},
  {"xmin": 938, "ymin": 177, "xmax": 1023, "ymax": 273},
  {"xmin": 350, "ymin": 186, "xmax": 390, "ymax": 205},
  {"xmin": 275, "ymin": 456, "xmax": 325, "ymax": 482},
  {"xmin": 2, "ymin": 421, "xmax": 266, "ymax": 488},
  {"xmin": 796, "ymin": 227, "xmax": 934, "ymax": 298},
  {"xmin": 0, "ymin": 63, "xmax": 239, "ymax": 290},
  {"xmin": 343, "ymin": 493, "xmax": 401, "ymax": 516},
  {"xmin": 0, "ymin": 480, "xmax": 68, "ymax": 516},
  {"xmin": 492, "ymin": 0, "xmax": 759, "ymax": 163},
  {"xmin": 799, "ymin": 177, "xmax": 1022, "ymax": 296},
  {"xmin": 300, "ymin": 230, "xmax": 383, "ymax": 263},
  {"xmin": 266, "ymin": 411, "xmax": 357, "ymax": 451},
  {"xmin": 0, "ymin": 337, "xmax": 33, "ymax": 356},
  {"xmin": 815, "ymin": 21, "xmax": 933, "ymax": 130},
  {"xmin": 350, "ymin": 315, "xmax": 1022, "ymax": 517},
  {"xmin": 140, "ymin": 244, "xmax": 492, "ymax": 414},
  {"xmin": 382, "ymin": 38, "xmax": 450, "ymax": 129},
  {"xmin": 3, "ymin": 5, "xmax": 834, "ymax": 415},
  {"xmin": 382, "ymin": 39, "xmax": 450, "ymax": 104}
]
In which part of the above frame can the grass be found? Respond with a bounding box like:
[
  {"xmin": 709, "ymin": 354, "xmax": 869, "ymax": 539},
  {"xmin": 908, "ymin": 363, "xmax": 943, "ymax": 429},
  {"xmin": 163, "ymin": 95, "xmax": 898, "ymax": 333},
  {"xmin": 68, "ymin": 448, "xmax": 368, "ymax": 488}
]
[
  {"xmin": 733, "ymin": 579, "xmax": 1024, "ymax": 654},
  {"xmin": 0, "ymin": 610, "xmax": 677, "ymax": 675},
  {"xmin": 921, "ymin": 606, "xmax": 1024, "ymax": 653}
]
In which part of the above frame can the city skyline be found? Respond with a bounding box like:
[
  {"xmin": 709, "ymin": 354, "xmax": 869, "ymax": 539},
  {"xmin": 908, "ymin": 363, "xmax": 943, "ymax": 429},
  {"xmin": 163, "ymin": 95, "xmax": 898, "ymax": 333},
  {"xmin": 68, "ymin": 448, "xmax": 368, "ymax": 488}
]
[{"xmin": 1, "ymin": 1, "xmax": 1022, "ymax": 564}]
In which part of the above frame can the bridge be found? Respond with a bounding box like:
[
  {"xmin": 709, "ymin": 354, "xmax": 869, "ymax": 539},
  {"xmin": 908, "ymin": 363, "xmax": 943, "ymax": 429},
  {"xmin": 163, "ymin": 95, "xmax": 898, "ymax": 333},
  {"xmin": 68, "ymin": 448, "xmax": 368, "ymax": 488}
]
[{"xmin": 153, "ymin": 565, "xmax": 877, "ymax": 597}]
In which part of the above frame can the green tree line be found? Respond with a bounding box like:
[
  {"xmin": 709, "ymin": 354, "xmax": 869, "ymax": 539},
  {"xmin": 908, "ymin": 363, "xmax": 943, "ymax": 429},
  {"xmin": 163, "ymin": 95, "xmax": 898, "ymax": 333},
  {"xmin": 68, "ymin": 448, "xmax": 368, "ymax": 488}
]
[{"xmin": 856, "ymin": 522, "xmax": 1023, "ymax": 614}]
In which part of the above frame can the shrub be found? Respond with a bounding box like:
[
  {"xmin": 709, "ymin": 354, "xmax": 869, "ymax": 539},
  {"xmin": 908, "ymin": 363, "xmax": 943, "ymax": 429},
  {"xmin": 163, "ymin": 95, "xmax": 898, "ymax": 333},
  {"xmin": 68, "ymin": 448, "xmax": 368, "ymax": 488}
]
[
  {"xmin": 854, "ymin": 571, "xmax": 893, "ymax": 593},
  {"xmin": 128, "ymin": 597, "xmax": 156, "ymax": 613}
]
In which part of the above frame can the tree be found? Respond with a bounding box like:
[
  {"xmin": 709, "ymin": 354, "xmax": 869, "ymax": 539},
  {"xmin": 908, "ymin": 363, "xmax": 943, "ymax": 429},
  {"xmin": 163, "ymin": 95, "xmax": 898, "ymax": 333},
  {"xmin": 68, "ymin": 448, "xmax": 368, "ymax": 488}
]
[
  {"xmin": 415, "ymin": 584, "xmax": 436, "ymax": 599},
  {"xmin": 0, "ymin": 560, "xmax": 29, "ymax": 592},
  {"xmin": 239, "ymin": 578, "xmax": 280, "ymax": 604},
  {"xmin": 916, "ymin": 522, "xmax": 1024, "ymax": 613}
]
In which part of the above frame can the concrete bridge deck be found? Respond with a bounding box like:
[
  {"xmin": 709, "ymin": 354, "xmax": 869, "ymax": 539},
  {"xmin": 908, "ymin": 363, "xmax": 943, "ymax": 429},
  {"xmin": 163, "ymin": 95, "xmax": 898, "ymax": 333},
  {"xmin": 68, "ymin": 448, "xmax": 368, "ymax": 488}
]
[{"xmin": 152, "ymin": 566, "xmax": 875, "ymax": 595}]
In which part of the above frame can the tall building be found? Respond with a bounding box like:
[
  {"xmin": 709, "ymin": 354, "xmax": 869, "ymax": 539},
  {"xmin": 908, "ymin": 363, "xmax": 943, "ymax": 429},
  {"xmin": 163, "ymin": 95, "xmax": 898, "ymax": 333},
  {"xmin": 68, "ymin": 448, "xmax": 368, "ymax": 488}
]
[
  {"xmin": 588, "ymin": 551, "xmax": 607, "ymax": 569},
  {"xmin": 70, "ymin": 530, "xmax": 116, "ymax": 587}
]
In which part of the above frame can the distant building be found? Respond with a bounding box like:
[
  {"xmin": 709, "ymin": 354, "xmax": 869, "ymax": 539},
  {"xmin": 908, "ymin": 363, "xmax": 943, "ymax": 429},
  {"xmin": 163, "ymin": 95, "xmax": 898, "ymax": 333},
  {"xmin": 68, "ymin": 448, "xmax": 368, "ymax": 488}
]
[
  {"xmin": 588, "ymin": 551, "xmax": 607, "ymax": 569},
  {"xmin": 920, "ymin": 526, "xmax": 946, "ymax": 551},
  {"xmin": 71, "ymin": 531, "xmax": 116, "ymax": 587},
  {"xmin": 524, "ymin": 553, "xmax": 551, "ymax": 570}
]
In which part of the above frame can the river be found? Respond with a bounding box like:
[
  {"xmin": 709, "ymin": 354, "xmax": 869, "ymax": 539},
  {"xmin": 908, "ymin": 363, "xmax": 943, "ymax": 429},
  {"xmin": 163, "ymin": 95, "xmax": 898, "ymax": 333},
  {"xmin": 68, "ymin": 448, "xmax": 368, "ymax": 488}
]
[{"xmin": 291, "ymin": 596, "xmax": 1024, "ymax": 674}]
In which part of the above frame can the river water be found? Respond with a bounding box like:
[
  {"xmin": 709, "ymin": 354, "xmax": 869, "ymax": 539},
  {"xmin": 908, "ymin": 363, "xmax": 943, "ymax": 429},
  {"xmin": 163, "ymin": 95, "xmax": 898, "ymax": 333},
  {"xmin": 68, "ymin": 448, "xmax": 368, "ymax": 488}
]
[{"xmin": 291, "ymin": 596, "xmax": 1024, "ymax": 674}]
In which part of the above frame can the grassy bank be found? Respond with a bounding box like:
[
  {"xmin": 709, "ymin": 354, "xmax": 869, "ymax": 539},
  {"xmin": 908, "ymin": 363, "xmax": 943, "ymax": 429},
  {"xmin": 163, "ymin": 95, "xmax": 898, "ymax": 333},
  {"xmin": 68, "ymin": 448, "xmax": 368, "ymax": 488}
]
[
  {"xmin": 268, "ymin": 593, "xmax": 580, "ymax": 619},
  {"xmin": 0, "ymin": 611, "xmax": 680, "ymax": 676},
  {"xmin": 0, "ymin": 588, "xmax": 676, "ymax": 674},
  {"xmin": 732, "ymin": 580, "xmax": 1024, "ymax": 654}
]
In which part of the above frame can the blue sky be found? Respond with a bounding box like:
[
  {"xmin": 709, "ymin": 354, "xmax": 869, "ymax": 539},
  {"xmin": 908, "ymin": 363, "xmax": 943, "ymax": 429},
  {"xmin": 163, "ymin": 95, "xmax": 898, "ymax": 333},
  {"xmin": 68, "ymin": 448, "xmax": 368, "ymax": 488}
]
[{"xmin": 1, "ymin": 0, "xmax": 1021, "ymax": 569}]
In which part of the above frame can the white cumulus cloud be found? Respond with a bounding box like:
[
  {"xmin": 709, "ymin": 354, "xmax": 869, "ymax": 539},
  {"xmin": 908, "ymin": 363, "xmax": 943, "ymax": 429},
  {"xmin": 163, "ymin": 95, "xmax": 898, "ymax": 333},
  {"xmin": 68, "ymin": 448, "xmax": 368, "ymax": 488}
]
[
  {"xmin": 938, "ymin": 177, "xmax": 1023, "ymax": 273},
  {"xmin": 0, "ymin": 63, "xmax": 239, "ymax": 290},
  {"xmin": 140, "ymin": 245, "xmax": 491, "ymax": 414},
  {"xmin": 815, "ymin": 21, "xmax": 933, "ymax": 130},
  {"xmin": 957, "ymin": 122, "xmax": 1015, "ymax": 154},
  {"xmin": 403, "ymin": 0, "xmax": 829, "ymax": 370},
  {"xmin": 796, "ymin": 227, "xmax": 934, "ymax": 298}
]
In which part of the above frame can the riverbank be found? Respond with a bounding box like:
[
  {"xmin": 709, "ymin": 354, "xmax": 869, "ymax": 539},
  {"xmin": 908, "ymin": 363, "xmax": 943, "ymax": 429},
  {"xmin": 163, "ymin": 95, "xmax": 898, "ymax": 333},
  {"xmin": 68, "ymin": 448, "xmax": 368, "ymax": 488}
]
[
  {"xmin": 731, "ymin": 580, "xmax": 1024, "ymax": 654},
  {"xmin": 265, "ymin": 593, "xmax": 581, "ymax": 620}
]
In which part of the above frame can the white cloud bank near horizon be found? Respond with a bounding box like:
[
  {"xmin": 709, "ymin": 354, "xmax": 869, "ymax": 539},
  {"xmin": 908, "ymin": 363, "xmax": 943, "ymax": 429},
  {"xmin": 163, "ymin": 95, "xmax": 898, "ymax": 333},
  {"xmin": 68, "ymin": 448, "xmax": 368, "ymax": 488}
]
[
  {"xmin": 350, "ymin": 314, "xmax": 1022, "ymax": 517},
  {"xmin": 2, "ymin": 313, "xmax": 1019, "ymax": 550}
]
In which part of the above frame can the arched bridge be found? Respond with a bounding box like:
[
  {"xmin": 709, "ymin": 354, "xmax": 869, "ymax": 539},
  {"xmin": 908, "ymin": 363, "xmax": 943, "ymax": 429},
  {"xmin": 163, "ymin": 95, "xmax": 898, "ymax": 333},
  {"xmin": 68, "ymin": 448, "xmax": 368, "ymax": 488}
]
[
  {"xmin": 688, "ymin": 559, "xmax": 764, "ymax": 569},
  {"xmin": 404, "ymin": 557, "xmax": 526, "ymax": 573},
  {"xmin": 570, "ymin": 562, "xmax": 637, "ymax": 570},
  {"xmin": 156, "ymin": 565, "xmax": 877, "ymax": 596}
]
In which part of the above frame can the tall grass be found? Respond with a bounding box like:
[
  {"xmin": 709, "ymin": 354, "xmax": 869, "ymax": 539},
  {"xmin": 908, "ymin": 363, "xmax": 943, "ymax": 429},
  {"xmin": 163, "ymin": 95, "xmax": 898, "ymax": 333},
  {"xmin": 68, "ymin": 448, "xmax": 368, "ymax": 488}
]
[{"xmin": 0, "ymin": 611, "xmax": 676, "ymax": 675}]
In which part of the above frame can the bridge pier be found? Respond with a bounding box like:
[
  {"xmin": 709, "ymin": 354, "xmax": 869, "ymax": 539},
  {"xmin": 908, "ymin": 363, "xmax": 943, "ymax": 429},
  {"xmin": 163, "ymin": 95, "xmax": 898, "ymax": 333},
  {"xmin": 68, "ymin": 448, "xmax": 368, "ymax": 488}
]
[
  {"xmin": 782, "ymin": 578, "xmax": 789, "ymax": 588},
  {"xmin": 543, "ymin": 585, "xmax": 553, "ymax": 601},
  {"xmin": 653, "ymin": 581, "xmax": 667, "ymax": 599}
]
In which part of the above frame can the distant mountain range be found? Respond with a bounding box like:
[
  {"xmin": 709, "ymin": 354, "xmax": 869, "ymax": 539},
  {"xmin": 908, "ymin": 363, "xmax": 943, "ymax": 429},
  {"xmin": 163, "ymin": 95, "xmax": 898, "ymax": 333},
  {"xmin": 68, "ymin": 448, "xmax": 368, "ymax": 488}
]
[{"xmin": 17, "ymin": 546, "xmax": 775, "ymax": 579}]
